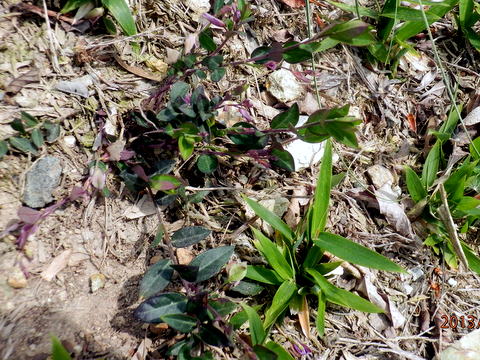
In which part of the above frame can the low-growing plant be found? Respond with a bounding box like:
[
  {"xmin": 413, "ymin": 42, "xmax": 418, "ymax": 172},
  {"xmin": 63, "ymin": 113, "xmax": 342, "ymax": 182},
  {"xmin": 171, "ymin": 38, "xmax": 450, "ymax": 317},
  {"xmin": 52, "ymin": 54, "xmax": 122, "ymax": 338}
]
[
  {"xmin": 0, "ymin": 112, "xmax": 60, "ymax": 159},
  {"xmin": 60, "ymin": 0, "xmax": 137, "ymax": 37},
  {"xmin": 326, "ymin": 0, "xmax": 479, "ymax": 67},
  {"xmin": 51, "ymin": 335, "xmax": 72, "ymax": 360},
  {"xmin": 241, "ymin": 139, "xmax": 405, "ymax": 337},
  {"xmin": 134, "ymin": 225, "xmax": 236, "ymax": 358},
  {"xmin": 404, "ymin": 105, "xmax": 480, "ymax": 273}
]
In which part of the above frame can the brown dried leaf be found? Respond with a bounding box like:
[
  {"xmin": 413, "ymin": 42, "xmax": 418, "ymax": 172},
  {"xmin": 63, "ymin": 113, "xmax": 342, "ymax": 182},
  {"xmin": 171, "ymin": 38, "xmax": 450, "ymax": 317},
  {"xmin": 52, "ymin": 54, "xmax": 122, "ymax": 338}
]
[
  {"xmin": 40, "ymin": 249, "xmax": 72, "ymax": 281},
  {"xmin": 114, "ymin": 55, "xmax": 165, "ymax": 82},
  {"xmin": 5, "ymin": 68, "xmax": 39, "ymax": 95},
  {"xmin": 298, "ymin": 295, "xmax": 311, "ymax": 338},
  {"xmin": 176, "ymin": 248, "xmax": 195, "ymax": 265},
  {"xmin": 278, "ymin": 0, "xmax": 305, "ymax": 8}
]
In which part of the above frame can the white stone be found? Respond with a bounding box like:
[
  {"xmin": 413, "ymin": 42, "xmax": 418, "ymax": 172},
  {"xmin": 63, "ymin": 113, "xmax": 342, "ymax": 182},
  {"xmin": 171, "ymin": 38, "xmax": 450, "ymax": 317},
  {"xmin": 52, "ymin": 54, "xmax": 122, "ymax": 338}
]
[
  {"xmin": 63, "ymin": 135, "xmax": 76, "ymax": 147},
  {"xmin": 267, "ymin": 69, "xmax": 303, "ymax": 103},
  {"xmin": 447, "ymin": 278, "xmax": 457, "ymax": 287},
  {"xmin": 440, "ymin": 329, "xmax": 480, "ymax": 360}
]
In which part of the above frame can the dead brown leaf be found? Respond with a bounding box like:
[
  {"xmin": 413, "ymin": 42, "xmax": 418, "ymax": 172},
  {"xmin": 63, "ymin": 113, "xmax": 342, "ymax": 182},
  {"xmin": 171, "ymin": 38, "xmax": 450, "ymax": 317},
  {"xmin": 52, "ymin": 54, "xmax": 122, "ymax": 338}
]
[
  {"xmin": 5, "ymin": 67, "xmax": 40, "ymax": 95},
  {"xmin": 278, "ymin": 0, "xmax": 305, "ymax": 8},
  {"xmin": 298, "ymin": 295, "xmax": 311, "ymax": 338},
  {"xmin": 40, "ymin": 249, "xmax": 72, "ymax": 281}
]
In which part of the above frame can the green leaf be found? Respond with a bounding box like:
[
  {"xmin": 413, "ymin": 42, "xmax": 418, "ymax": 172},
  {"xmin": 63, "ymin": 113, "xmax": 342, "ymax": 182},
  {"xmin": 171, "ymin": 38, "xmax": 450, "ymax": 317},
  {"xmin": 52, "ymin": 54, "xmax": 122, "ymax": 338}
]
[
  {"xmin": 241, "ymin": 304, "xmax": 266, "ymax": 345},
  {"xmin": 134, "ymin": 293, "xmax": 188, "ymax": 323},
  {"xmin": 271, "ymin": 104, "xmax": 299, "ymax": 129},
  {"xmin": 161, "ymin": 314, "xmax": 197, "ymax": 332},
  {"xmin": 51, "ymin": 335, "xmax": 72, "ymax": 360},
  {"xmin": 282, "ymin": 46, "xmax": 312, "ymax": 64},
  {"xmin": 103, "ymin": 16, "xmax": 117, "ymax": 34},
  {"xmin": 149, "ymin": 174, "xmax": 182, "ymax": 191},
  {"xmin": 170, "ymin": 81, "xmax": 190, "ymax": 101},
  {"xmin": 264, "ymin": 341, "xmax": 295, "ymax": 360},
  {"xmin": 101, "ymin": 0, "xmax": 137, "ymax": 36},
  {"xmin": 189, "ymin": 245, "xmax": 234, "ymax": 283},
  {"xmin": 325, "ymin": 0, "xmax": 378, "ymax": 17},
  {"xmin": 31, "ymin": 128, "xmax": 44, "ymax": 148},
  {"xmin": 307, "ymin": 269, "xmax": 383, "ymax": 313},
  {"xmin": 10, "ymin": 118, "xmax": 25, "ymax": 134},
  {"xmin": 245, "ymin": 265, "xmax": 284, "ymax": 285},
  {"xmin": 9, "ymin": 137, "xmax": 38, "ymax": 155},
  {"xmin": 422, "ymin": 141, "xmax": 441, "ymax": 188},
  {"xmin": 42, "ymin": 122, "xmax": 61, "ymax": 142},
  {"xmin": 231, "ymin": 280, "xmax": 264, "ymax": 295},
  {"xmin": 313, "ymin": 232, "xmax": 406, "ymax": 272},
  {"xmin": 209, "ymin": 298, "xmax": 237, "ymax": 316},
  {"xmin": 202, "ymin": 55, "xmax": 224, "ymax": 70},
  {"xmin": 171, "ymin": 265, "xmax": 199, "ymax": 282},
  {"xmin": 243, "ymin": 196, "xmax": 294, "ymax": 243},
  {"xmin": 0, "ymin": 140, "xmax": 8, "ymax": 159},
  {"xmin": 171, "ymin": 226, "xmax": 211, "ymax": 248},
  {"xmin": 393, "ymin": 0, "xmax": 457, "ymax": 41},
  {"xmin": 271, "ymin": 149, "xmax": 295, "ymax": 172},
  {"xmin": 61, "ymin": 0, "xmax": 91, "ymax": 13},
  {"xmin": 227, "ymin": 262, "xmax": 247, "ymax": 283},
  {"xmin": 198, "ymin": 324, "xmax": 232, "ymax": 347},
  {"xmin": 228, "ymin": 122, "xmax": 267, "ymax": 150},
  {"xmin": 253, "ymin": 345, "xmax": 277, "ymax": 360},
  {"xmin": 263, "ymin": 280, "xmax": 297, "ymax": 328},
  {"xmin": 324, "ymin": 121, "xmax": 358, "ymax": 148},
  {"xmin": 325, "ymin": 20, "xmax": 375, "ymax": 46},
  {"xmin": 251, "ymin": 227, "xmax": 294, "ymax": 281},
  {"xmin": 139, "ymin": 259, "xmax": 173, "ymax": 298},
  {"xmin": 21, "ymin": 111, "xmax": 39, "ymax": 127},
  {"xmin": 405, "ymin": 166, "xmax": 427, "ymax": 203},
  {"xmin": 197, "ymin": 154, "xmax": 218, "ymax": 174},
  {"xmin": 470, "ymin": 137, "xmax": 480, "ymax": 160},
  {"xmin": 463, "ymin": 243, "xmax": 480, "ymax": 275},
  {"xmin": 199, "ymin": 30, "xmax": 217, "ymax": 52},
  {"xmin": 211, "ymin": 67, "xmax": 226, "ymax": 82},
  {"xmin": 178, "ymin": 136, "xmax": 194, "ymax": 160},
  {"xmin": 311, "ymin": 138, "xmax": 332, "ymax": 236},
  {"xmin": 151, "ymin": 224, "xmax": 164, "ymax": 248},
  {"xmin": 316, "ymin": 291, "xmax": 326, "ymax": 337}
]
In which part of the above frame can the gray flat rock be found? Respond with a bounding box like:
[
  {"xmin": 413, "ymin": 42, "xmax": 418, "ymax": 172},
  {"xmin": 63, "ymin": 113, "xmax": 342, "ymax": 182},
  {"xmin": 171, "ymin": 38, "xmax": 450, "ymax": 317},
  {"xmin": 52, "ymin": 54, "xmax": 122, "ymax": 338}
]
[{"xmin": 23, "ymin": 156, "xmax": 62, "ymax": 208}]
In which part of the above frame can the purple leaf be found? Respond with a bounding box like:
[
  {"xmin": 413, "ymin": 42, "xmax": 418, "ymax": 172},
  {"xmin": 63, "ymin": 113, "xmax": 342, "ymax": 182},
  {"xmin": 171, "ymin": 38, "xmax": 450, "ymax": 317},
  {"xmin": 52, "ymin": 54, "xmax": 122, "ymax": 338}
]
[
  {"xmin": 202, "ymin": 13, "xmax": 226, "ymax": 27},
  {"xmin": 17, "ymin": 207, "xmax": 42, "ymax": 224},
  {"xmin": 264, "ymin": 61, "xmax": 278, "ymax": 70},
  {"xmin": 17, "ymin": 223, "xmax": 38, "ymax": 249},
  {"xmin": 239, "ymin": 108, "xmax": 252, "ymax": 122},
  {"xmin": 120, "ymin": 150, "xmax": 135, "ymax": 160},
  {"xmin": 69, "ymin": 186, "xmax": 86, "ymax": 201},
  {"xmin": 132, "ymin": 165, "xmax": 149, "ymax": 182}
]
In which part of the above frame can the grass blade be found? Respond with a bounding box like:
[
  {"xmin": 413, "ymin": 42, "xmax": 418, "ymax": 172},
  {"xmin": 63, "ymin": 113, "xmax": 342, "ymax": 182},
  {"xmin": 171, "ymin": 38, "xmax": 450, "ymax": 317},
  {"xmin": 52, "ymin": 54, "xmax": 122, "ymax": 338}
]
[
  {"xmin": 241, "ymin": 304, "xmax": 266, "ymax": 345},
  {"xmin": 251, "ymin": 228, "xmax": 294, "ymax": 280},
  {"xmin": 307, "ymin": 269, "xmax": 383, "ymax": 313},
  {"xmin": 263, "ymin": 280, "xmax": 297, "ymax": 329},
  {"xmin": 313, "ymin": 232, "xmax": 406, "ymax": 272},
  {"xmin": 243, "ymin": 196, "xmax": 294, "ymax": 243},
  {"xmin": 101, "ymin": 0, "xmax": 137, "ymax": 36},
  {"xmin": 311, "ymin": 138, "xmax": 332, "ymax": 236},
  {"xmin": 421, "ymin": 141, "xmax": 441, "ymax": 189},
  {"xmin": 405, "ymin": 166, "xmax": 427, "ymax": 202}
]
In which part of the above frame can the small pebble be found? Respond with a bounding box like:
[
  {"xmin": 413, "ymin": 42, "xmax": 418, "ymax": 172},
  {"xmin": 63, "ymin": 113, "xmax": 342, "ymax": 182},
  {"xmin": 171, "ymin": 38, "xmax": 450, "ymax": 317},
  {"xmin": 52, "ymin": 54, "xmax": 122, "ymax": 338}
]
[
  {"xmin": 447, "ymin": 278, "xmax": 457, "ymax": 287},
  {"xmin": 90, "ymin": 273, "xmax": 106, "ymax": 293},
  {"xmin": 7, "ymin": 268, "xmax": 27, "ymax": 289},
  {"xmin": 64, "ymin": 135, "xmax": 76, "ymax": 147},
  {"xmin": 149, "ymin": 255, "xmax": 162, "ymax": 265}
]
